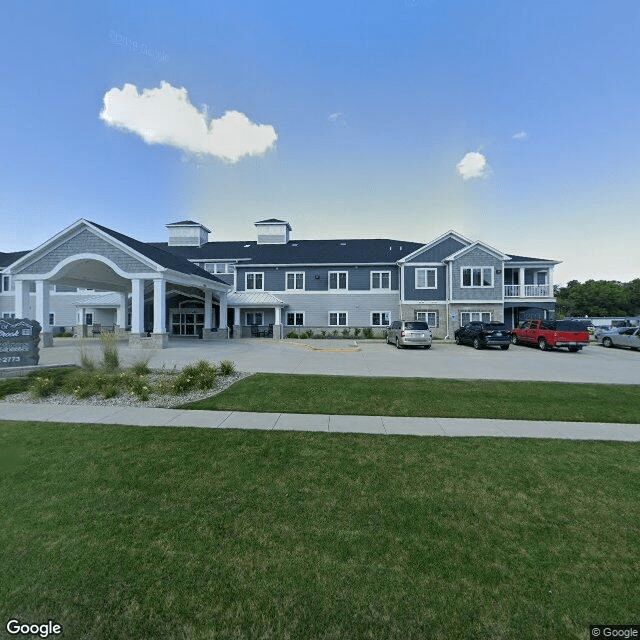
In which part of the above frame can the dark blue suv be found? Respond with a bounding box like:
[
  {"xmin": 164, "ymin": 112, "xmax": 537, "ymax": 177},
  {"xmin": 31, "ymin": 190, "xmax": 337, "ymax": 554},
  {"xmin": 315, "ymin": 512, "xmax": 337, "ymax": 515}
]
[{"xmin": 454, "ymin": 321, "xmax": 511, "ymax": 350}]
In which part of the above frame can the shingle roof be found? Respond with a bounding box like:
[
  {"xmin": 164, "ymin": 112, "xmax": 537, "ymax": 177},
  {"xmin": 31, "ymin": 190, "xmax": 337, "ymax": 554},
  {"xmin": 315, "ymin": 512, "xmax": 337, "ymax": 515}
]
[
  {"xmin": 166, "ymin": 220, "xmax": 200, "ymax": 226},
  {"xmin": 255, "ymin": 218, "xmax": 290, "ymax": 224},
  {"xmin": 507, "ymin": 254, "xmax": 558, "ymax": 263},
  {"xmin": 148, "ymin": 238, "xmax": 423, "ymax": 265},
  {"xmin": 88, "ymin": 221, "xmax": 226, "ymax": 283},
  {"xmin": 0, "ymin": 251, "xmax": 29, "ymax": 269}
]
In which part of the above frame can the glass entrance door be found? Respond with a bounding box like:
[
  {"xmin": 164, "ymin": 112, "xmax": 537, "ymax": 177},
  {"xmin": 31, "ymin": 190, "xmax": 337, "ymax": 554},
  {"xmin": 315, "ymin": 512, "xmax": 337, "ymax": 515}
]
[{"xmin": 171, "ymin": 309, "xmax": 204, "ymax": 336}]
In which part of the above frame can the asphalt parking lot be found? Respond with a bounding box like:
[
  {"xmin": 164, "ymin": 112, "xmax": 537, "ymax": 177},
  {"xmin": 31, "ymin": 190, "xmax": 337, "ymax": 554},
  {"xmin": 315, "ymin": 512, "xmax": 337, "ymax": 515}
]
[{"xmin": 37, "ymin": 338, "xmax": 640, "ymax": 385}]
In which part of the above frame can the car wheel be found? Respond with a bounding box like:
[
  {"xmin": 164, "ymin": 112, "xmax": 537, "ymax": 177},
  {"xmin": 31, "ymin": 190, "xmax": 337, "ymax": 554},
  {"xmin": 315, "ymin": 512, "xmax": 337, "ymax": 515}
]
[
  {"xmin": 538, "ymin": 338, "xmax": 548, "ymax": 351},
  {"xmin": 473, "ymin": 338, "xmax": 482, "ymax": 350},
  {"xmin": 455, "ymin": 335, "xmax": 461, "ymax": 345},
  {"xmin": 568, "ymin": 346, "xmax": 579, "ymax": 352},
  {"xmin": 500, "ymin": 345, "xmax": 509, "ymax": 350},
  {"xmin": 511, "ymin": 334, "xmax": 519, "ymax": 345},
  {"xmin": 603, "ymin": 337, "xmax": 613, "ymax": 348},
  {"xmin": 396, "ymin": 338, "xmax": 402, "ymax": 349},
  {"xmin": 424, "ymin": 344, "xmax": 431, "ymax": 350}
]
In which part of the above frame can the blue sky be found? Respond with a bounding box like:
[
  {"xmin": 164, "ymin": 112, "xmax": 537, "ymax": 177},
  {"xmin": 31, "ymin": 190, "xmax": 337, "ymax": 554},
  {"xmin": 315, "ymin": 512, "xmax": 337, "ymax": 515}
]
[{"xmin": 2, "ymin": 0, "xmax": 639, "ymax": 284}]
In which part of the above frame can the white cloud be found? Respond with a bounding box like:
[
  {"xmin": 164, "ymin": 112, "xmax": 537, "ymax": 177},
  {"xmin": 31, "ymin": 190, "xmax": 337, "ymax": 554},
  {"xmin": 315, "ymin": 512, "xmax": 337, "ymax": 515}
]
[
  {"xmin": 512, "ymin": 130, "xmax": 528, "ymax": 141},
  {"xmin": 328, "ymin": 112, "xmax": 346, "ymax": 126},
  {"xmin": 457, "ymin": 151, "xmax": 489, "ymax": 180},
  {"xmin": 100, "ymin": 81, "xmax": 277, "ymax": 163}
]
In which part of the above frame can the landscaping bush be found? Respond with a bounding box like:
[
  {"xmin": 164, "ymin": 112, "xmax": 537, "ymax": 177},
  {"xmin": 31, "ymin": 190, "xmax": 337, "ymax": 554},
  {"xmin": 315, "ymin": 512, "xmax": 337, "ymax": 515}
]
[
  {"xmin": 171, "ymin": 360, "xmax": 218, "ymax": 395},
  {"xmin": 353, "ymin": 328, "xmax": 361, "ymax": 338},
  {"xmin": 219, "ymin": 360, "xmax": 236, "ymax": 376},
  {"xmin": 130, "ymin": 357, "xmax": 151, "ymax": 376},
  {"xmin": 30, "ymin": 376, "xmax": 57, "ymax": 399},
  {"xmin": 287, "ymin": 331, "xmax": 299, "ymax": 338},
  {"xmin": 341, "ymin": 328, "xmax": 350, "ymax": 338},
  {"xmin": 362, "ymin": 327, "xmax": 374, "ymax": 339},
  {"xmin": 99, "ymin": 332, "xmax": 120, "ymax": 371}
]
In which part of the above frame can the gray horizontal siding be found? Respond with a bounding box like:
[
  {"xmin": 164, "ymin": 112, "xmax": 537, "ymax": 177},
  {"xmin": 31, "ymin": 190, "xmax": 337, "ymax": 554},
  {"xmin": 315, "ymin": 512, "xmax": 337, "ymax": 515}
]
[
  {"xmin": 451, "ymin": 248, "xmax": 503, "ymax": 301},
  {"xmin": 403, "ymin": 265, "xmax": 446, "ymax": 300},
  {"xmin": 236, "ymin": 266, "xmax": 399, "ymax": 292}
]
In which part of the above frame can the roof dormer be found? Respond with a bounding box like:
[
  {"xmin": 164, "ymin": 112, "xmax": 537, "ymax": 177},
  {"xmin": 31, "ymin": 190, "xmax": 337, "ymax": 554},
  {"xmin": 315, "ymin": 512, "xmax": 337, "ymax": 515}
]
[
  {"xmin": 255, "ymin": 218, "xmax": 292, "ymax": 245},
  {"xmin": 166, "ymin": 220, "xmax": 211, "ymax": 247}
]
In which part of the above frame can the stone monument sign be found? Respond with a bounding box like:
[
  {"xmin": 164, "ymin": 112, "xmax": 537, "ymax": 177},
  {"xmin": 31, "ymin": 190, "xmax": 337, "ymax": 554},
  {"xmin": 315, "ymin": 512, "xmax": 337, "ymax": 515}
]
[{"xmin": 0, "ymin": 318, "xmax": 41, "ymax": 367}]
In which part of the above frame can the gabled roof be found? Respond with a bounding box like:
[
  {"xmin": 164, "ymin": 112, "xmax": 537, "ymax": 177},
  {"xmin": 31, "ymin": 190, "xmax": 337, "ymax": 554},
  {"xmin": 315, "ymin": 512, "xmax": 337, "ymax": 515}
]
[
  {"xmin": 398, "ymin": 230, "xmax": 472, "ymax": 263},
  {"xmin": 444, "ymin": 240, "xmax": 510, "ymax": 262},
  {"xmin": 506, "ymin": 254, "xmax": 561, "ymax": 264},
  {"xmin": 149, "ymin": 238, "xmax": 424, "ymax": 265},
  {"xmin": 0, "ymin": 251, "xmax": 29, "ymax": 269},
  {"xmin": 166, "ymin": 219, "xmax": 201, "ymax": 226},
  {"xmin": 88, "ymin": 221, "xmax": 224, "ymax": 283}
]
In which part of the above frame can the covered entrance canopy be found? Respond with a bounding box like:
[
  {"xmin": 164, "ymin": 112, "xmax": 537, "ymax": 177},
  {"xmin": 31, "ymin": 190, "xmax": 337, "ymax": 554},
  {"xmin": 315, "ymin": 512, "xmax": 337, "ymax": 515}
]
[{"xmin": 6, "ymin": 219, "xmax": 231, "ymax": 348}]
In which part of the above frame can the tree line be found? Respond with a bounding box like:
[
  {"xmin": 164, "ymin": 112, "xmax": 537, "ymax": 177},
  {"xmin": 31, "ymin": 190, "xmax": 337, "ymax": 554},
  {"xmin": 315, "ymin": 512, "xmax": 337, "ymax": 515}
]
[{"xmin": 555, "ymin": 279, "xmax": 640, "ymax": 318}]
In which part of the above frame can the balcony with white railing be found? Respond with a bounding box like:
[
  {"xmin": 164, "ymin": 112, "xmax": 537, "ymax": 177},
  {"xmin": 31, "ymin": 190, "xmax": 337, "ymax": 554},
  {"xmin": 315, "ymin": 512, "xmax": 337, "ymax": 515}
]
[{"xmin": 504, "ymin": 284, "xmax": 551, "ymax": 298}]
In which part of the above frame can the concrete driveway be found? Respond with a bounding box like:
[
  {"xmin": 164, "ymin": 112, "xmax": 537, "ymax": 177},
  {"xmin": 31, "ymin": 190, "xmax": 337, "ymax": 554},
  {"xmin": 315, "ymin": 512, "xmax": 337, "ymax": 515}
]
[{"xmin": 37, "ymin": 337, "xmax": 640, "ymax": 384}]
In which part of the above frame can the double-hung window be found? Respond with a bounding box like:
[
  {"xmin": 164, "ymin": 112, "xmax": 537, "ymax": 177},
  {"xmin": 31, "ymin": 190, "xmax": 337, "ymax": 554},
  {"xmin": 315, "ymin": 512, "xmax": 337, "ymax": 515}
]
[
  {"xmin": 245, "ymin": 272, "xmax": 264, "ymax": 290},
  {"xmin": 461, "ymin": 311, "xmax": 492, "ymax": 324},
  {"xmin": 371, "ymin": 271, "xmax": 391, "ymax": 289},
  {"xmin": 48, "ymin": 313, "xmax": 55, "ymax": 326},
  {"xmin": 461, "ymin": 267, "xmax": 493, "ymax": 288},
  {"xmin": 286, "ymin": 272, "xmax": 305, "ymax": 290},
  {"xmin": 415, "ymin": 268, "xmax": 437, "ymax": 289},
  {"xmin": 2, "ymin": 275, "xmax": 10, "ymax": 292},
  {"xmin": 286, "ymin": 312, "xmax": 305, "ymax": 326},
  {"xmin": 329, "ymin": 312, "xmax": 347, "ymax": 326},
  {"xmin": 371, "ymin": 312, "xmax": 390, "ymax": 326},
  {"xmin": 328, "ymin": 271, "xmax": 348, "ymax": 290},
  {"xmin": 416, "ymin": 311, "xmax": 438, "ymax": 327}
]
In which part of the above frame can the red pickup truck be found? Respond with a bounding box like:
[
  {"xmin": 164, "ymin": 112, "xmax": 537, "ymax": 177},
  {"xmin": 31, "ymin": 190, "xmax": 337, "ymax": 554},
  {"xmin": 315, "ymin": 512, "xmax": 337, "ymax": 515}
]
[{"xmin": 510, "ymin": 319, "xmax": 590, "ymax": 352}]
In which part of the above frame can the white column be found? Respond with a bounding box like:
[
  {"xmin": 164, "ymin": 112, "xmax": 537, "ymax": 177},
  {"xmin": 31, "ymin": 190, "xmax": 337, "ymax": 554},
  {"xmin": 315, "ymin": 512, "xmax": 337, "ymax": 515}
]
[
  {"xmin": 519, "ymin": 267, "xmax": 526, "ymax": 297},
  {"xmin": 14, "ymin": 280, "xmax": 31, "ymax": 319},
  {"xmin": 274, "ymin": 306, "xmax": 281, "ymax": 324},
  {"xmin": 547, "ymin": 269, "xmax": 554, "ymax": 297},
  {"xmin": 131, "ymin": 279, "xmax": 145, "ymax": 335},
  {"xmin": 204, "ymin": 289, "xmax": 213, "ymax": 330},
  {"xmin": 153, "ymin": 278, "xmax": 166, "ymax": 334},
  {"xmin": 116, "ymin": 292, "xmax": 128, "ymax": 328},
  {"xmin": 234, "ymin": 307, "xmax": 240, "ymax": 325},
  {"xmin": 35, "ymin": 280, "xmax": 51, "ymax": 333},
  {"xmin": 218, "ymin": 293, "xmax": 227, "ymax": 329}
]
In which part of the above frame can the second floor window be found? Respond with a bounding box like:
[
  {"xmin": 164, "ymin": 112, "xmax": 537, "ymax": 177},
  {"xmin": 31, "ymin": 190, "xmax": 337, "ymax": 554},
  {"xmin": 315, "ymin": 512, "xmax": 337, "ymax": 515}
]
[
  {"xmin": 1, "ymin": 275, "xmax": 10, "ymax": 292},
  {"xmin": 246, "ymin": 272, "xmax": 264, "ymax": 290},
  {"xmin": 371, "ymin": 271, "xmax": 391, "ymax": 289},
  {"xmin": 286, "ymin": 272, "xmax": 305, "ymax": 290},
  {"xmin": 415, "ymin": 268, "xmax": 437, "ymax": 289},
  {"xmin": 329, "ymin": 271, "xmax": 347, "ymax": 290},
  {"xmin": 462, "ymin": 267, "xmax": 493, "ymax": 288}
]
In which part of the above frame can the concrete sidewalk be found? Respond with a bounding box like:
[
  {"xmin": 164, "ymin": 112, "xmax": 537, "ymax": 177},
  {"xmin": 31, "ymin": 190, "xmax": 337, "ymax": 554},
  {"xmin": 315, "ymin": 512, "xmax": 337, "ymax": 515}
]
[{"xmin": 2, "ymin": 402, "xmax": 639, "ymax": 441}]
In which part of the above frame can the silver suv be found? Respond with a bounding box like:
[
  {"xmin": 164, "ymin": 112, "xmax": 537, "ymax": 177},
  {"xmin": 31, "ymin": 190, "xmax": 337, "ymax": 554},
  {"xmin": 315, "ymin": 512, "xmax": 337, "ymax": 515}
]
[{"xmin": 386, "ymin": 320, "xmax": 432, "ymax": 349}]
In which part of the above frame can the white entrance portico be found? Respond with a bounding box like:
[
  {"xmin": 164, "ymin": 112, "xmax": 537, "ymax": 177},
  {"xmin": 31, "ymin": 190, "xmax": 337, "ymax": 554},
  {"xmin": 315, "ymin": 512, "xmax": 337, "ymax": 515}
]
[{"xmin": 6, "ymin": 220, "xmax": 231, "ymax": 348}]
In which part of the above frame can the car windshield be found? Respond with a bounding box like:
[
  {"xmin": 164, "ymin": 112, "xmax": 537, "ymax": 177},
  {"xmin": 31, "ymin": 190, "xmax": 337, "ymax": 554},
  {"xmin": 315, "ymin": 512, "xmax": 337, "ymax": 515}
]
[
  {"xmin": 405, "ymin": 322, "xmax": 429, "ymax": 330},
  {"xmin": 484, "ymin": 323, "xmax": 507, "ymax": 330}
]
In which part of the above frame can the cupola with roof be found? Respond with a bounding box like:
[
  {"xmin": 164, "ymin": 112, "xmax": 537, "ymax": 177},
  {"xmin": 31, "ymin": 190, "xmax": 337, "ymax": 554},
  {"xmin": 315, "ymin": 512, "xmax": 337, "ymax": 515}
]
[
  {"xmin": 166, "ymin": 220, "xmax": 211, "ymax": 247},
  {"xmin": 254, "ymin": 218, "xmax": 292, "ymax": 245}
]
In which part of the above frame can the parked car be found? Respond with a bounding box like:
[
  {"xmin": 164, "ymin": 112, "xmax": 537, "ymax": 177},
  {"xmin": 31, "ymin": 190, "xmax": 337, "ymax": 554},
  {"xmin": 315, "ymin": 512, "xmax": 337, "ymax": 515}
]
[
  {"xmin": 386, "ymin": 320, "xmax": 432, "ymax": 349},
  {"xmin": 454, "ymin": 321, "xmax": 511, "ymax": 350},
  {"xmin": 510, "ymin": 319, "xmax": 590, "ymax": 352},
  {"xmin": 598, "ymin": 326, "xmax": 640, "ymax": 350}
]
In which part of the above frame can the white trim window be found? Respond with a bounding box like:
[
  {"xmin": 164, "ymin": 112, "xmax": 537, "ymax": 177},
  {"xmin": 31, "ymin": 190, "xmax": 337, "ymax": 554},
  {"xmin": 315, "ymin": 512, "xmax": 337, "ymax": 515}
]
[
  {"xmin": 461, "ymin": 311, "xmax": 492, "ymax": 324},
  {"xmin": 328, "ymin": 271, "xmax": 348, "ymax": 290},
  {"xmin": 371, "ymin": 311, "xmax": 390, "ymax": 326},
  {"xmin": 416, "ymin": 311, "xmax": 438, "ymax": 327},
  {"xmin": 415, "ymin": 268, "xmax": 437, "ymax": 289},
  {"xmin": 245, "ymin": 272, "xmax": 264, "ymax": 291},
  {"xmin": 371, "ymin": 271, "xmax": 391, "ymax": 290},
  {"xmin": 286, "ymin": 272, "xmax": 305, "ymax": 290},
  {"xmin": 1, "ymin": 275, "xmax": 10, "ymax": 292},
  {"xmin": 3, "ymin": 312, "xmax": 15, "ymax": 319},
  {"xmin": 286, "ymin": 312, "xmax": 305, "ymax": 326},
  {"xmin": 461, "ymin": 267, "xmax": 493, "ymax": 288},
  {"xmin": 214, "ymin": 263, "xmax": 234, "ymax": 274},
  {"xmin": 246, "ymin": 312, "xmax": 264, "ymax": 326},
  {"xmin": 329, "ymin": 311, "xmax": 348, "ymax": 326}
]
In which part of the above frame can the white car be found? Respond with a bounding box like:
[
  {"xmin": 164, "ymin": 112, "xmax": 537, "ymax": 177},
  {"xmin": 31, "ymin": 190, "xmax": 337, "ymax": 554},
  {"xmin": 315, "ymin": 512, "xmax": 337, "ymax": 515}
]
[{"xmin": 598, "ymin": 326, "xmax": 640, "ymax": 350}]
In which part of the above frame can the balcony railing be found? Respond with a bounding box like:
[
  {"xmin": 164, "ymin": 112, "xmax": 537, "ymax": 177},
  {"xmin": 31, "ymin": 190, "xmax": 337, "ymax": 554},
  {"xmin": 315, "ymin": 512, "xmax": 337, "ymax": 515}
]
[{"xmin": 504, "ymin": 284, "xmax": 551, "ymax": 298}]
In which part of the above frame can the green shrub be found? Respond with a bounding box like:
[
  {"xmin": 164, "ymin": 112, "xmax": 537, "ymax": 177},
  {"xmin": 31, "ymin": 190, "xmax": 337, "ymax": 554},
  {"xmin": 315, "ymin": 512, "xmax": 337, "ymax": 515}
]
[
  {"xmin": 131, "ymin": 357, "xmax": 151, "ymax": 376},
  {"xmin": 353, "ymin": 328, "xmax": 361, "ymax": 338},
  {"xmin": 320, "ymin": 330, "xmax": 327, "ymax": 338},
  {"xmin": 171, "ymin": 360, "xmax": 218, "ymax": 395},
  {"xmin": 219, "ymin": 360, "xmax": 236, "ymax": 376},
  {"xmin": 30, "ymin": 376, "xmax": 56, "ymax": 399},
  {"xmin": 332, "ymin": 329, "xmax": 339, "ymax": 337},
  {"xmin": 287, "ymin": 331, "xmax": 299, "ymax": 338},
  {"xmin": 100, "ymin": 332, "xmax": 120, "ymax": 371},
  {"xmin": 362, "ymin": 327, "xmax": 374, "ymax": 339},
  {"xmin": 341, "ymin": 328, "xmax": 351, "ymax": 338},
  {"xmin": 78, "ymin": 341, "xmax": 96, "ymax": 371}
]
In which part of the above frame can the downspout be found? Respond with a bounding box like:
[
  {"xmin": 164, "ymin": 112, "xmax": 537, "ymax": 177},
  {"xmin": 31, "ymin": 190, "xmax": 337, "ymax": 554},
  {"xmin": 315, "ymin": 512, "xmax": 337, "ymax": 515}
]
[{"xmin": 445, "ymin": 260, "xmax": 451, "ymax": 340}]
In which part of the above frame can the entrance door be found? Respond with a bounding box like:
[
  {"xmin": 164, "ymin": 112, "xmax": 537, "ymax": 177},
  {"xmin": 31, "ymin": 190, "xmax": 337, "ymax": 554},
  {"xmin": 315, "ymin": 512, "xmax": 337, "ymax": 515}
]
[{"xmin": 171, "ymin": 310, "xmax": 204, "ymax": 336}]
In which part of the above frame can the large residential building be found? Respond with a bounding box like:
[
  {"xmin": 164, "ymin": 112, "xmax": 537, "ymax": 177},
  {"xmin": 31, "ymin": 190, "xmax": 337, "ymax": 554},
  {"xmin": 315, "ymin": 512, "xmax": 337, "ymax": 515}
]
[{"xmin": 0, "ymin": 218, "xmax": 559, "ymax": 347}]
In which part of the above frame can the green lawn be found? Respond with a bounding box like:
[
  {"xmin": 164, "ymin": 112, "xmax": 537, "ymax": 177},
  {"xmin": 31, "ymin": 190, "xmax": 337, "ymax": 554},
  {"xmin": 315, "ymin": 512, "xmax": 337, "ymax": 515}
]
[
  {"xmin": 181, "ymin": 373, "xmax": 640, "ymax": 423},
  {"xmin": 1, "ymin": 421, "xmax": 638, "ymax": 639}
]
